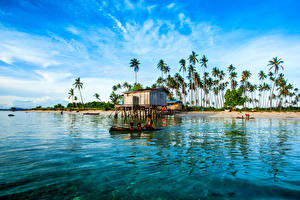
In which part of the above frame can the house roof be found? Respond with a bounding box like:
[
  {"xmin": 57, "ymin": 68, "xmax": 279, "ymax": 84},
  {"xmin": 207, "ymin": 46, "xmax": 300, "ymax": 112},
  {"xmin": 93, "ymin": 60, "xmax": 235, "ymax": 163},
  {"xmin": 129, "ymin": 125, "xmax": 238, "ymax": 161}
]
[
  {"xmin": 167, "ymin": 100, "xmax": 182, "ymax": 103},
  {"xmin": 123, "ymin": 87, "xmax": 168, "ymax": 94}
]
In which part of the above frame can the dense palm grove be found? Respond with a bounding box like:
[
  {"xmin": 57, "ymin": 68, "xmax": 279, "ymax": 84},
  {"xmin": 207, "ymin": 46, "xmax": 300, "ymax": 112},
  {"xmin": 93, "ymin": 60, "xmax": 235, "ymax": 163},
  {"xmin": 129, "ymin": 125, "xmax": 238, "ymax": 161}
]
[{"xmin": 111, "ymin": 53, "xmax": 299, "ymax": 111}]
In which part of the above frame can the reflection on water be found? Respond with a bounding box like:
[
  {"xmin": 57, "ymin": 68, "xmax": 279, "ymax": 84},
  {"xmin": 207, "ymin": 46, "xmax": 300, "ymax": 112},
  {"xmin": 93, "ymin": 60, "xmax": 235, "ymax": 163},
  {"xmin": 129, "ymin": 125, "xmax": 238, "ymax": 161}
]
[{"xmin": 0, "ymin": 111, "xmax": 300, "ymax": 199}]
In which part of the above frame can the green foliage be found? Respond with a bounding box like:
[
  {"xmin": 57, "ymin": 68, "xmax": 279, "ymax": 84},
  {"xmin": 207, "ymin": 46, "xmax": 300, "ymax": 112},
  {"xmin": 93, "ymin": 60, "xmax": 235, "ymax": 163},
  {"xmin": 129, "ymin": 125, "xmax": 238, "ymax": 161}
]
[
  {"xmin": 109, "ymin": 91, "xmax": 122, "ymax": 105},
  {"xmin": 183, "ymin": 106, "xmax": 224, "ymax": 111},
  {"xmin": 224, "ymin": 88, "xmax": 246, "ymax": 109},
  {"xmin": 53, "ymin": 104, "xmax": 64, "ymax": 109},
  {"xmin": 129, "ymin": 83, "xmax": 143, "ymax": 91},
  {"xmin": 67, "ymin": 101, "xmax": 114, "ymax": 110}
]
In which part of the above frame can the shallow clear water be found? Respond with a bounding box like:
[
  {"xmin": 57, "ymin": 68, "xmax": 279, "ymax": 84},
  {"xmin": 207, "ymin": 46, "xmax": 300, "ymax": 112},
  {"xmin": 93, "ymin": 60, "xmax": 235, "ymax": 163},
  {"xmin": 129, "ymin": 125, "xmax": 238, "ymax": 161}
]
[{"xmin": 0, "ymin": 111, "xmax": 300, "ymax": 199}]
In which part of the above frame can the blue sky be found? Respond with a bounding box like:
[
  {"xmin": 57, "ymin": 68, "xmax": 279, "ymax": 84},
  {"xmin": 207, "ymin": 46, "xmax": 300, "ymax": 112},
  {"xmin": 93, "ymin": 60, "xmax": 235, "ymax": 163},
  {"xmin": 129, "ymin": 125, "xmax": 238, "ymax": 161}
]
[{"xmin": 0, "ymin": 0, "xmax": 300, "ymax": 108}]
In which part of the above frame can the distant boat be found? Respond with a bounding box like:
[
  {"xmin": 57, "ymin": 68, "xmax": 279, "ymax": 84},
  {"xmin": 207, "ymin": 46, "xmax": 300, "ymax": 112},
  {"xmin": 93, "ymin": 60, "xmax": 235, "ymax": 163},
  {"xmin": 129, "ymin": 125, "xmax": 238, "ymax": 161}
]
[
  {"xmin": 8, "ymin": 114, "xmax": 15, "ymax": 117},
  {"xmin": 83, "ymin": 113, "xmax": 99, "ymax": 115},
  {"xmin": 10, "ymin": 107, "xmax": 24, "ymax": 111}
]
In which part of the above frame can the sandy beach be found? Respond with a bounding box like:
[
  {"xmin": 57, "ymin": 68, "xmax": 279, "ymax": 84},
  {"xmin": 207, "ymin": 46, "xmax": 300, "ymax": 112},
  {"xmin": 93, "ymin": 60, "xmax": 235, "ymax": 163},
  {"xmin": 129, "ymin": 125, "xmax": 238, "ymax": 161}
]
[
  {"xmin": 176, "ymin": 111, "xmax": 300, "ymax": 119},
  {"xmin": 23, "ymin": 110, "xmax": 300, "ymax": 119}
]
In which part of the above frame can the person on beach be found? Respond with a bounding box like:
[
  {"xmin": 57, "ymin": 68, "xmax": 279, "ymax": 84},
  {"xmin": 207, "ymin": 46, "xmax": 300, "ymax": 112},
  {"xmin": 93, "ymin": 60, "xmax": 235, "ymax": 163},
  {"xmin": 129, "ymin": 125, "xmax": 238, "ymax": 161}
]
[
  {"xmin": 144, "ymin": 114, "xmax": 154, "ymax": 129},
  {"xmin": 137, "ymin": 123, "xmax": 142, "ymax": 131},
  {"xmin": 129, "ymin": 122, "xmax": 135, "ymax": 131},
  {"xmin": 245, "ymin": 114, "xmax": 250, "ymax": 120}
]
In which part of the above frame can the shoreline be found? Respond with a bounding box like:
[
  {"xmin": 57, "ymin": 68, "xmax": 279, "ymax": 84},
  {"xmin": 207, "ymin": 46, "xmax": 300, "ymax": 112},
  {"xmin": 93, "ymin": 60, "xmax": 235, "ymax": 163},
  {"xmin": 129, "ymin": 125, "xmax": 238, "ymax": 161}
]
[
  {"xmin": 20, "ymin": 110, "xmax": 300, "ymax": 119},
  {"xmin": 177, "ymin": 111, "xmax": 300, "ymax": 119}
]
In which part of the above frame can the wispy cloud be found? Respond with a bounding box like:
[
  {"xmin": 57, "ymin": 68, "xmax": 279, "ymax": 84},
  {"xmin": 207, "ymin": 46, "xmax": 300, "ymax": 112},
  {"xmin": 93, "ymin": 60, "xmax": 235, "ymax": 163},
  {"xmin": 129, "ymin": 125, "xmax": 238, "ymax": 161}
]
[
  {"xmin": 107, "ymin": 13, "xmax": 127, "ymax": 33},
  {"xmin": 166, "ymin": 3, "xmax": 175, "ymax": 9}
]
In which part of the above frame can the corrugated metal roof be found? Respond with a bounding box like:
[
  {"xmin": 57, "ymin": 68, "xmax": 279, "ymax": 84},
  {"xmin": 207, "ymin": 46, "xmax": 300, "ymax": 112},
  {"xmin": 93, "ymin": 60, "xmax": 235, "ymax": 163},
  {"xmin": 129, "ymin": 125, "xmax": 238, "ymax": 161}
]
[
  {"xmin": 123, "ymin": 87, "xmax": 168, "ymax": 94},
  {"xmin": 167, "ymin": 100, "xmax": 182, "ymax": 103}
]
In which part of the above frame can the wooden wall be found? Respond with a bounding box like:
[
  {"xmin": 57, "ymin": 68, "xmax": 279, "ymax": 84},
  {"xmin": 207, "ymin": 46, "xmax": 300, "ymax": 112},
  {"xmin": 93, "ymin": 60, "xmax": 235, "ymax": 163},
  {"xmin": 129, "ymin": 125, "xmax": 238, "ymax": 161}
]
[{"xmin": 123, "ymin": 90, "xmax": 166, "ymax": 106}]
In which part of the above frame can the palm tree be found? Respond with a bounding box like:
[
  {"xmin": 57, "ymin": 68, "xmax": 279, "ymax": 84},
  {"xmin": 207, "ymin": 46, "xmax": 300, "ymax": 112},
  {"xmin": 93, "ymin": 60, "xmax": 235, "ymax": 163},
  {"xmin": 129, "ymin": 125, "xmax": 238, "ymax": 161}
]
[
  {"xmin": 200, "ymin": 55, "xmax": 208, "ymax": 71},
  {"xmin": 74, "ymin": 96, "xmax": 78, "ymax": 107},
  {"xmin": 229, "ymin": 72, "xmax": 237, "ymax": 90},
  {"xmin": 179, "ymin": 59, "xmax": 187, "ymax": 104},
  {"xmin": 268, "ymin": 57, "xmax": 284, "ymax": 109},
  {"xmin": 194, "ymin": 72, "xmax": 201, "ymax": 105},
  {"xmin": 94, "ymin": 93, "xmax": 100, "ymax": 101},
  {"xmin": 129, "ymin": 58, "xmax": 140, "ymax": 84},
  {"xmin": 179, "ymin": 59, "xmax": 186, "ymax": 78},
  {"xmin": 241, "ymin": 70, "xmax": 251, "ymax": 107},
  {"xmin": 175, "ymin": 73, "xmax": 184, "ymax": 101},
  {"xmin": 164, "ymin": 65, "xmax": 170, "ymax": 76},
  {"xmin": 68, "ymin": 88, "xmax": 74, "ymax": 103},
  {"xmin": 203, "ymin": 72, "xmax": 209, "ymax": 107},
  {"xmin": 123, "ymin": 82, "xmax": 132, "ymax": 91},
  {"xmin": 241, "ymin": 70, "xmax": 251, "ymax": 94},
  {"xmin": 156, "ymin": 77, "xmax": 164, "ymax": 87},
  {"xmin": 73, "ymin": 77, "xmax": 84, "ymax": 110},
  {"xmin": 189, "ymin": 51, "xmax": 199, "ymax": 65},
  {"xmin": 199, "ymin": 55, "xmax": 208, "ymax": 106},
  {"xmin": 227, "ymin": 64, "xmax": 235, "ymax": 73},
  {"xmin": 157, "ymin": 59, "xmax": 167, "ymax": 79},
  {"xmin": 258, "ymin": 70, "xmax": 266, "ymax": 108}
]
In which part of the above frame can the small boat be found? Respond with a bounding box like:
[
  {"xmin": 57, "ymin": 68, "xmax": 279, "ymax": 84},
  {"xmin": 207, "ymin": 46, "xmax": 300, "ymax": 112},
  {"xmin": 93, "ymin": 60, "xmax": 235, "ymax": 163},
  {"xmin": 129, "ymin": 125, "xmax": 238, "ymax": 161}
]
[
  {"xmin": 8, "ymin": 114, "xmax": 15, "ymax": 117},
  {"xmin": 236, "ymin": 116, "xmax": 255, "ymax": 119},
  {"xmin": 83, "ymin": 113, "xmax": 99, "ymax": 115},
  {"xmin": 109, "ymin": 126, "xmax": 161, "ymax": 133}
]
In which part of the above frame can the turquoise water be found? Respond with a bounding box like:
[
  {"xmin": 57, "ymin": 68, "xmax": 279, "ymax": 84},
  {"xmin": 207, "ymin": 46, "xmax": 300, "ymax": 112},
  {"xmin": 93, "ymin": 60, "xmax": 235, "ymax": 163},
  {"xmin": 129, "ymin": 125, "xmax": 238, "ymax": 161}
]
[{"xmin": 0, "ymin": 111, "xmax": 300, "ymax": 199}]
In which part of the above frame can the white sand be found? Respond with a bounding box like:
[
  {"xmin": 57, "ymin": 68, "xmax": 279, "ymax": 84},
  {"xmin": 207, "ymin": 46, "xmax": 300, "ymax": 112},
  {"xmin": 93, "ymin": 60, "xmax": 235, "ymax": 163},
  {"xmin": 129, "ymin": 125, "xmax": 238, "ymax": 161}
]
[
  {"xmin": 176, "ymin": 111, "xmax": 300, "ymax": 119},
  {"xmin": 24, "ymin": 110, "xmax": 300, "ymax": 119}
]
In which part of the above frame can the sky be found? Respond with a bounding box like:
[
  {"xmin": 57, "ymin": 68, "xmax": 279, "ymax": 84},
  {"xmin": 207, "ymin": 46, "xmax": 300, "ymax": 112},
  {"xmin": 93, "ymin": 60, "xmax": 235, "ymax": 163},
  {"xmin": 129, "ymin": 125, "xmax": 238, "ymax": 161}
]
[{"xmin": 0, "ymin": 0, "xmax": 300, "ymax": 108}]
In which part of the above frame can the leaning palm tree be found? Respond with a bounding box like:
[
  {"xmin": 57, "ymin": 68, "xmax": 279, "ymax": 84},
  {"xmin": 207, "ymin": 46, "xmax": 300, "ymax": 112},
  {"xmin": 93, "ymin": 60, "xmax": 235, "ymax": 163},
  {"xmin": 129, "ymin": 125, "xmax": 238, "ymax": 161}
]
[
  {"xmin": 129, "ymin": 58, "xmax": 140, "ymax": 84},
  {"xmin": 73, "ymin": 77, "xmax": 84, "ymax": 110},
  {"xmin": 94, "ymin": 93, "xmax": 100, "ymax": 101},
  {"xmin": 268, "ymin": 57, "xmax": 284, "ymax": 109}
]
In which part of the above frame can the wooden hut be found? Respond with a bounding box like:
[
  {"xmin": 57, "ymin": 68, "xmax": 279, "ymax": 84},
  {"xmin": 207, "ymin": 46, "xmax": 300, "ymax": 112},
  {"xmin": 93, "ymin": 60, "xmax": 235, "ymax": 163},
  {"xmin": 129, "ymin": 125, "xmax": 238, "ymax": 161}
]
[
  {"xmin": 113, "ymin": 88, "xmax": 168, "ymax": 119},
  {"xmin": 123, "ymin": 88, "xmax": 167, "ymax": 106}
]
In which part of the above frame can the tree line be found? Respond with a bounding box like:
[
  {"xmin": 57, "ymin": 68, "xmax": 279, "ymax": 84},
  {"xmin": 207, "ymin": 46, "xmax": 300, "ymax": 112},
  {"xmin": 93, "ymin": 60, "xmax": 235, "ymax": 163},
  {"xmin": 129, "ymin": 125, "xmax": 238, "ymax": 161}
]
[{"xmin": 123, "ymin": 53, "xmax": 299, "ymax": 110}]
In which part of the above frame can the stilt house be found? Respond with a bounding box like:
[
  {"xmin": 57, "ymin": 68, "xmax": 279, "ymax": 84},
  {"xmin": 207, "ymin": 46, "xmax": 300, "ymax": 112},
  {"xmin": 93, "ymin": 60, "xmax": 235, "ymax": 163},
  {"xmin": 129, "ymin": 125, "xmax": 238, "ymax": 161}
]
[{"xmin": 123, "ymin": 88, "xmax": 167, "ymax": 106}]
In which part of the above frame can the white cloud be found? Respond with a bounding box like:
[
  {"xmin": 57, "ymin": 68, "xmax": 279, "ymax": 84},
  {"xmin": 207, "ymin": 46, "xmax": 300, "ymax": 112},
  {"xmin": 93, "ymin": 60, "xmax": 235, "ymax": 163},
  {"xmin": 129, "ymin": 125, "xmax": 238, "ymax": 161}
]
[
  {"xmin": 107, "ymin": 13, "xmax": 127, "ymax": 33},
  {"xmin": 34, "ymin": 70, "xmax": 73, "ymax": 83},
  {"xmin": 166, "ymin": 3, "xmax": 175, "ymax": 9},
  {"xmin": 66, "ymin": 26, "xmax": 80, "ymax": 35}
]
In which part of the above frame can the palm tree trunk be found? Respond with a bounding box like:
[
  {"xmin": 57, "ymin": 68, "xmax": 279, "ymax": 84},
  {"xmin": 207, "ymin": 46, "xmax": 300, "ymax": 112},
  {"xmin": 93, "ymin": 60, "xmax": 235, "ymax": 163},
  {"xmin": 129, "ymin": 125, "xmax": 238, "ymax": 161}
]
[
  {"xmin": 270, "ymin": 74, "xmax": 277, "ymax": 110},
  {"xmin": 79, "ymin": 89, "xmax": 85, "ymax": 110}
]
